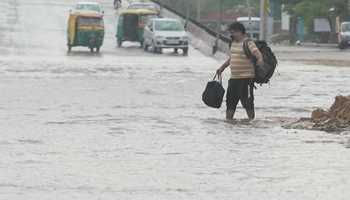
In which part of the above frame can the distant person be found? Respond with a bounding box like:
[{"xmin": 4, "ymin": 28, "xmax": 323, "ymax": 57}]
[
  {"xmin": 216, "ymin": 22, "xmax": 264, "ymax": 120},
  {"xmin": 114, "ymin": 0, "xmax": 121, "ymax": 9}
]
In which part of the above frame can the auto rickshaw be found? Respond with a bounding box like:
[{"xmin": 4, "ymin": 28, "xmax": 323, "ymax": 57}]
[
  {"xmin": 116, "ymin": 9, "xmax": 158, "ymax": 47},
  {"xmin": 67, "ymin": 12, "xmax": 105, "ymax": 52}
]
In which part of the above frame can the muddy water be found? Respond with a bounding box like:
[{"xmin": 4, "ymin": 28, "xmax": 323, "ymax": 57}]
[{"xmin": 1, "ymin": 0, "xmax": 350, "ymax": 199}]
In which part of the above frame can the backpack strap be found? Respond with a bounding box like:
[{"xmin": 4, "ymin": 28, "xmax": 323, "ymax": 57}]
[{"xmin": 242, "ymin": 38, "xmax": 253, "ymax": 60}]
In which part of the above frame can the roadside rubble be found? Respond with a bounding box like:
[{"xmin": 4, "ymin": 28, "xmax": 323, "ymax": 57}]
[{"xmin": 284, "ymin": 95, "xmax": 350, "ymax": 133}]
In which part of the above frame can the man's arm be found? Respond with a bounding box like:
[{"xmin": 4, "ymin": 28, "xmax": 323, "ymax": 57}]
[
  {"xmin": 216, "ymin": 57, "xmax": 230, "ymax": 75},
  {"xmin": 248, "ymin": 41, "xmax": 264, "ymax": 67}
]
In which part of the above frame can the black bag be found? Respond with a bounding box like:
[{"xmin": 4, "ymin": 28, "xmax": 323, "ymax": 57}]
[
  {"xmin": 202, "ymin": 74, "xmax": 225, "ymax": 108},
  {"xmin": 243, "ymin": 39, "xmax": 278, "ymax": 84}
]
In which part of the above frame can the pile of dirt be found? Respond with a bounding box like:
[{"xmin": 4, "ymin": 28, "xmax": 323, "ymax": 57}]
[{"xmin": 284, "ymin": 95, "xmax": 350, "ymax": 132}]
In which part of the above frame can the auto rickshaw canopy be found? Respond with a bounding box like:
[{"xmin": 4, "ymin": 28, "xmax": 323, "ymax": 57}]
[
  {"xmin": 119, "ymin": 8, "xmax": 158, "ymax": 16},
  {"xmin": 67, "ymin": 12, "xmax": 104, "ymax": 46}
]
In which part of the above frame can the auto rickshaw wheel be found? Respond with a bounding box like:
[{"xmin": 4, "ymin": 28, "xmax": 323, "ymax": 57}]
[
  {"xmin": 143, "ymin": 43, "xmax": 149, "ymax": 51},
  {"xmin": 140, "ymin": 41, "xmax": 143, "ymax": 48},
  {"xmin": 153, "ymin": 47, "xmax": 162, "ymax": 54},
  {"xmin": 174, "ymin": 48, "xmax": 178, "ymax": 53},
  {"xmin": 117, "ymin": 40, "xmax": 122, "ymax": 47},
  {"xmin": 67, "ymin": 45, "xmax": 72, "ymax": 52},
  {"xmin": 151, "ymin": 41, "xmax": 158, "ymax": 54},
  {"xmin": 90, "ymin": 47, "xmax": 94, "ymax": 53},
  {"xmin": 96, "ymin": 47, "xmax": 100, "ymax": 53}
]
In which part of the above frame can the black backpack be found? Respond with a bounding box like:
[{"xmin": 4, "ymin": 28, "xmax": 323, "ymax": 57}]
[
  {"xmin": 202, "ymin": 74, "xmax": 225, "ymax": 109},
  {"xmin": 243, "ymin": 39, "xmax": 277, "ymax": 84}
]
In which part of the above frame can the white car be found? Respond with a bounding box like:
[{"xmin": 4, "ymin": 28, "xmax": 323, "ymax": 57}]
[
  {"xmin": 72, "ymin": 2, "xmax": 104, "ymax": 15},
  {"xmin": 143, "ymin": 18, "xmax": 189, "ymax": 55},
  {"xmin": 338, "ymin": 22, "xmax": 350, "ymax": 49}
]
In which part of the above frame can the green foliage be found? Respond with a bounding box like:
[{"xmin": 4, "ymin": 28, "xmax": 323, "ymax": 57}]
[
  {"xmin": 202, "ymin": 0, "xmax": 260, "ymax": 13},
  {"xmin": 282, "ymin": 0, "xmax": 348, "ymax": 32},
  {"xmin": 283, "ymin": 0, "xmax": 348, "ymax": 17},
  {"xmin": 156, "ymin": 0, "xmax": 260, "ymax": 17}
]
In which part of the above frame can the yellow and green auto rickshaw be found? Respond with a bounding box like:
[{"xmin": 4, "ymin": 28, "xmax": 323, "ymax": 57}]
[
  {"xmin": 67, "ymin": 12, "xmax": 105, "ymax": 52},
  {"xmin": 116, "ymin": 9, "xmax": 158, "ymax": 47}
]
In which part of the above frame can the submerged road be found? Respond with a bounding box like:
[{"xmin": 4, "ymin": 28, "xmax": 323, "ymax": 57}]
[{"xmin": 1, "ymin": 0, "xmax": 350, "ymax": 199}]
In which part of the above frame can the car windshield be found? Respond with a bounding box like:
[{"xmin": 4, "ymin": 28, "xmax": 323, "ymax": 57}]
[
  {"xmin": 76, "ymin": 4, "xmax": 101, "ymax": 12},
  {"xmin": 342, "ymin": 23, "xmax": 350, "ymax": 32},
  {"xmin": 78, "ymin": 17, "xmax": 103, "ymax": 26},
  {"xmin": 155, "ymin": 20, "xmax": 184, "ymax": 31}
]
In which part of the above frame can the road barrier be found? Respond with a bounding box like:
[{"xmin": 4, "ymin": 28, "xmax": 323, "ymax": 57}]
[{"xmin": 150, "ymin": 0, "xmax": 232, "ymax": 55}]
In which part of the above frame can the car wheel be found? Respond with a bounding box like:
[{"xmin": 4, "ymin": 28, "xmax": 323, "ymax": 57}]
[
  {"xmin": 154, "ymin": 47, "xmax": 160, "ymax": 54},
  {"xmin": 183, "ymin": 47, "xmax": 188, "ymax": 56},
  {"xmin": 154, "ymin": 47, "xmax": 162, "ymax": 54}
]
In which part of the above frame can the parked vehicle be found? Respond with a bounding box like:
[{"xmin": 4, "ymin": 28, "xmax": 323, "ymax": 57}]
[
  {"xmin": 67, "ymin": 12, "xmax": 105, "ymax": 52},
  {"xmin": 143, "ymin": 18, "xmax": 189, "ymax": 55},
  {"xmin": 337, "ymin": 22, "xmax": 350, "ymax": 49},
  {"xmin": 116, "ymin": 9, "xmax": 158, "ymax": 47},
  {"xmin": 72, "ymin": 2, "xmax": 104, "ymax": 15},
  {"xmin": 127, "ymin": 1, "xmax": 160, "ymax": 15}
]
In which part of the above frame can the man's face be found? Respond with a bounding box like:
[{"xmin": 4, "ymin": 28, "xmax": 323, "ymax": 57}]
[{"xmin": 230, "ymin": 30, "xmax": 243, "ymax": 41}]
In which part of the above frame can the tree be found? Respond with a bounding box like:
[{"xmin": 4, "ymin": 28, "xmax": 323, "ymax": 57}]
[
  {"xmin": 282, "ymin": 0, "xmax": 348, "ymax": 32},
  {"xmin": 202, "ymin": 0, "xmax": 260, "ymax": 14}
]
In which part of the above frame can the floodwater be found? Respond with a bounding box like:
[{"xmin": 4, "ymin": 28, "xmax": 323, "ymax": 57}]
[{"xmin": 1, "ymin": 0, "xmax": 350, "ymax": 199}]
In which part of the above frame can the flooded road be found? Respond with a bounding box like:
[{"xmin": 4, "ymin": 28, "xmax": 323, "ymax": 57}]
[{"xmin": 1, "ymin": 0, "xmax": 350, "ymax": 199}]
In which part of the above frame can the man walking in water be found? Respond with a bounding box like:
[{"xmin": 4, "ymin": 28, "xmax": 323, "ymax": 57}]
[{"xmin": 216, "ymin": 22, "xmax": 264, "ymax": 120}]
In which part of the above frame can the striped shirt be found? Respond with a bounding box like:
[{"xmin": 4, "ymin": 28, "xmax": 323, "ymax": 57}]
[{"xmin": 229, "ymin": 40, "xmax": 258, "ymax": 79}]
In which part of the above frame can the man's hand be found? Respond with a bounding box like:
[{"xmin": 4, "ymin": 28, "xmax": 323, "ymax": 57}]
[
  {"xmin": 216, "ymin": 67, "xmax": 225, "ymax": 76},
  {"xmin": 216, "ymin": 58, "xmax": 230, "ymax": 76},
  {"xmin": 257, "ymin": 58, "xmax": 264, "ymax": 67}
]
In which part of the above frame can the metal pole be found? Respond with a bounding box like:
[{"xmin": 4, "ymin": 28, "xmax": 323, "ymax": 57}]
[
  {"xmin": 260, "ymin": 0, "xmax": 268, "ymax": 40},
  {"xmin": 197, "ymin": 0, "xmax": 201, "ymax": 22},
  {"xmin": 246, "ymin": 0, "xmax": 252, "ymax": 37},
  {"xmin": 219, "ymin": 0, "xmax": 223, "ymax": 29},
  {"xmin": 185, "ymin": 0, "xmax": 189, "ymax": 28},
  {"xmin": 213, "ymin": 0, "xmax": 223, "ymax": 54}
]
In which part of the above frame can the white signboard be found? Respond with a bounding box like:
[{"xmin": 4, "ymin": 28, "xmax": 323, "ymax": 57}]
[
  {"xmin": 314, "ymin": 18, "xmax": 331, "ymax": 32},
  {"xmin": 282, "ymin": 12, "xmax": 290, "ymax": 31}
]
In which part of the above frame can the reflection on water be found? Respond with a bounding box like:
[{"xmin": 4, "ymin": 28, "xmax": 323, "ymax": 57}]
[{"xmin": 1, "ymin": 0, "xmax": 350, "ymax": 199}]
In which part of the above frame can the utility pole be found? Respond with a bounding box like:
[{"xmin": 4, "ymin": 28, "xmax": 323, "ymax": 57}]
[
  {"xmin": 246, "ymin": 0, "xmax": 252, "ymax": 37},
  {"xmin": 219, "ymin": 0, "xmax": 223, "ymax": 31},
  {"xmin": 196, "ymin": 0, "xmax": 201, "ymax": 22},
  {"xmin": 213, "ymin": 0, "xmax": 223, "ymax": 54},
  {"xmin": 185, "ymin": 0, "xmax": 190, "ymax": 29},
  {"xmin": 260, "ymin": 0, "xmax": 268, "ymax": 40}
]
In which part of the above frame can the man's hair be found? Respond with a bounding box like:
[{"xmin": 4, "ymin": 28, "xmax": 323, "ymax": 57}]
[{"xmin": 228, "ymin": 22, "xmax": 246, "ymax": 34}]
